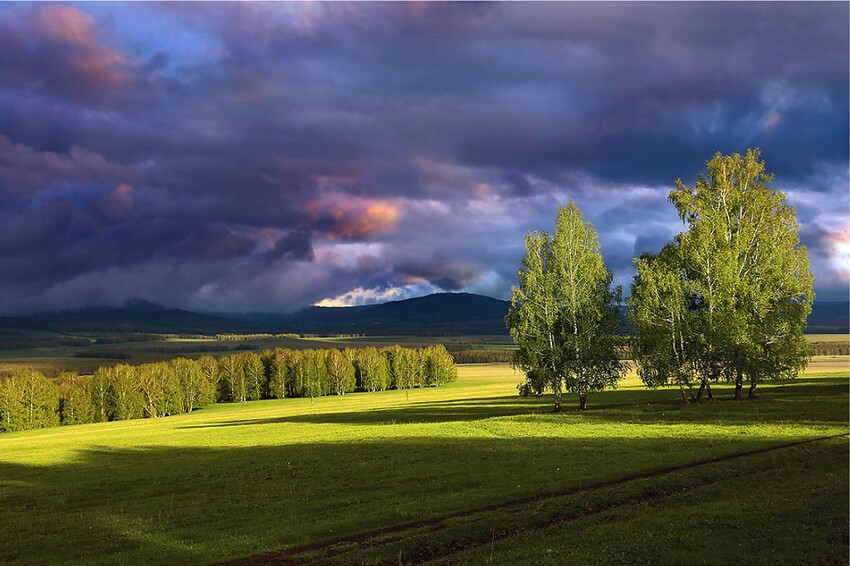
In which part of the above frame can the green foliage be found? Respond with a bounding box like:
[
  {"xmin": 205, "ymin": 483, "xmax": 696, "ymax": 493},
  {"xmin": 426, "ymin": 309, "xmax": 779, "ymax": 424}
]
[
  {"xmin": 137, "ymin": 363, "xmax": 166, "ymax": 418},
  {"xmin": 393, "ymin": 347, "xmax": 421, "ymax": 391},
  {"xmin": 57, "ymin": 373, "xmax": 94, "ymax": 425},
  {"xmin": 242, "ymin": 352, "xmax": 267, "ymax": 401},
  {"xmin": 219, "ymin": 354, "xmax": 246, "ymax": 403},
  {"xmin": 90, "ymin": 367, "xmax": 110, "ymax": 423},
  {"xmin": 0, "ymin": 344, "xmax": 458, "ymax": 433},
  {"xmin": 268, "ymin": 349, "xmax": 296, "ymax": 399},
  {"xmin": 138, "ymin": 362, "xmax": 183, "ymax": 418},
  {"xmin": 507, "ymin": 203, "xmax": 626, "ymax": 410},
  {"xmin": 354, "ymin": 347, "xmax": 390, "ymax": 392},
  {"xmin": 171, "ymin": 357, "xmax": 215, "ymax": 413},
  {"xmin": 451, "ymin": 348, "xmax": 515, "ymax": 364},
  {"xmin": 106, "ymin": 364, "xmax": 144, "ymax": 421},
  {"xmin": 383, "ymin": 344, "xmax": 404, "ymax": 389},
  {"xmin": 666, "ymin": 149, "xmax": 814, "ymax": 398},
  {"xmin": 197, "ymin": 355, "xmax": 223, "ymax": 402},
  {"xmin": 629, "ymin": 243, "xmax": 703, "ymax": 401},
  {"xmin": 422, "ymin": 344, "xmax": 458, "ymax": 386},
  {"xmin": 0, "ymin": 370, "xmax": 60, "ymax": 431},
  {"xmin": 325, "ymin": 349, "xmax": 356, "ymax": 395},
  {"xmin": 296, "ymin": 349, "xmax": 326, "ymax": 399}
]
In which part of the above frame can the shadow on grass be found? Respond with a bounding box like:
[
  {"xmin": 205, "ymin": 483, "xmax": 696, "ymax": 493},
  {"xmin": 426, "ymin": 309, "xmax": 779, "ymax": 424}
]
[
  {"xmin": 180, "ymin": 377, "xmax": 849, "ymax": 429},
  {"xmin": 1, "ymin": 377, "xmax": 846, "ymax": 564},
  {"xmin": 2, "ymin": 432, "xmax": 847, "ymax": 565}
]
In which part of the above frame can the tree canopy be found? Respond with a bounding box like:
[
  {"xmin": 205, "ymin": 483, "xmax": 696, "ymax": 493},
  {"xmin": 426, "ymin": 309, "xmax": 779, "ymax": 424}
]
[
  {"xmin": 506, "ymin": 203, "xmax": 626, "ymax": 411},
  {"xmin": 631, "ymin": 149, "xmax": 814, "ymax": 400}
]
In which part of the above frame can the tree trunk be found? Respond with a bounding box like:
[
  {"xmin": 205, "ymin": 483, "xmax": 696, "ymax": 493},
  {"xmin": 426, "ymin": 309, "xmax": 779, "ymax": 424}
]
[
  {"xmin": 734, "ymin": 370, "xmax": 744, "ymax": 400},
  {"xmin": 679, "ymin": 385, "xmax": 690, "ymax": 404},
  {"xmin": 748, "ymin": 379, "xmax": 758, "ymax": 399},
  {"xmin": 696, "ymin": 377, "xmax": 707, "ymax": 401},
  {"xmin": 553, "ymin": 388, "xmax": 562, "ymax": 413},
  {"xmin": 697, "ymin": 373, "xmax": 716, "ymax": 402},
  {"xmin": 579, "ymin": 393, "xmax": 588, "ymax": 411}
]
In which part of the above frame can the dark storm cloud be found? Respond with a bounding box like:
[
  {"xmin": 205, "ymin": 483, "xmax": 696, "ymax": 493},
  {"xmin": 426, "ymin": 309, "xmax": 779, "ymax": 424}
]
[
  {"xmin": 0, "ymin": 4, "xmax": 131, "ymax": 103},
  {"xmin": 0, "ymin": 135, "xmax": 138, "ymax": 191},
  {"xmin": 0, "ymin": 2, "xmax": 846, "ymax": 313}
]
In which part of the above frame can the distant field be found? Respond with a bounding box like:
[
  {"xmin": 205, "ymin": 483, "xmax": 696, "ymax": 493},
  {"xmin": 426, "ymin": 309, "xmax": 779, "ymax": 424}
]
[
  {"xmin": 0, "ymin": 360, "xmax": 846, "ymax": 564},
  {"xmin": 1, "ymin": 332, "xmax": 842, "ymax": 378},
  {"xmin": 0, "ymin": 333, "xmax": 517, "ymax": 376},
  {"xmin": 806, "ymin": 334, "xmax": 850, "ymax": 343}
]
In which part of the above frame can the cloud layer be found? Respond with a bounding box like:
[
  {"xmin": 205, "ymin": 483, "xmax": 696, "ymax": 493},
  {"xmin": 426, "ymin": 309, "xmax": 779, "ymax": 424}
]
[{"xmin": 0, "ymin": 2, "xmax": 846, "ymax": 313}]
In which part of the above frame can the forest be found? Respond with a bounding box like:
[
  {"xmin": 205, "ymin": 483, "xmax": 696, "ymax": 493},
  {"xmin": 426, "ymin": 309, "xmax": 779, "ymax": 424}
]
[{"xmin": 0, "ymin": 344, "xmax": 456, "ymax": 432}]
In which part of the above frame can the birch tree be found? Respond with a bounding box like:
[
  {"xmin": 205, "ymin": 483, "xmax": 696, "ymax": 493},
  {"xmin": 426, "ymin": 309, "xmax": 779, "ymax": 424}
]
[
  {"xmin": 507, "ymin": 203, "xmax": 626, "ymax": 411},
  {"xmin": 669, "ymin": 149, "xmax": 814, "ymax": 398},
  {"xmin": 629, "ymin": 243, "xmax": 708, "ymax": 402}
]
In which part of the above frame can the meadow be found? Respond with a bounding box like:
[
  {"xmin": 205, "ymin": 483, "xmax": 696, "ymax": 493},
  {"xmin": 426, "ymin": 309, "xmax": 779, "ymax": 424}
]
[
  {"xmin": 0, "ymin": 359, "xmax": 847, "ymax": 564},
  {"xmin": 0, "ymin": 333, "xmax": 516, "ymax": 378}
]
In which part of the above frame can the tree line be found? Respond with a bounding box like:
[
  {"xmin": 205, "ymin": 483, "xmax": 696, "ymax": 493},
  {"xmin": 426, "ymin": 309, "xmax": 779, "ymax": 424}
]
[
  {"xmin": 508, "ymin": 149, "xmax": 816, "ymax": 410},
  {"xmin": 0, "ymin": 344, "xmax": 457, "ymax": 433}
]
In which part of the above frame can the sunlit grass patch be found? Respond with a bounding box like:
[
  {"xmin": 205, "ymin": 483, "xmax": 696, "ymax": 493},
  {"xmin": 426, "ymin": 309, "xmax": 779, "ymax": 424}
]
[{"xmin": 0, "ymin": 361, "xmax": 846, "ymax": 564}]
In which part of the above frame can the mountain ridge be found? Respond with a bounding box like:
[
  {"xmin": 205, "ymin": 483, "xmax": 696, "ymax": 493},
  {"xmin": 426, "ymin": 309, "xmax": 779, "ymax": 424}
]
[{"xmin": 0, "ymin": 293, "xmax": 845, "ymax": 336}]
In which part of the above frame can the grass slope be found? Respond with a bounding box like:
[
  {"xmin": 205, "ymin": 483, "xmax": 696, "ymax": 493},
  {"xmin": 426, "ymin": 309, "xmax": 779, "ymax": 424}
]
[{"xmin": 0, "ymin": 360, "xmax": 847, "ymax": 565}]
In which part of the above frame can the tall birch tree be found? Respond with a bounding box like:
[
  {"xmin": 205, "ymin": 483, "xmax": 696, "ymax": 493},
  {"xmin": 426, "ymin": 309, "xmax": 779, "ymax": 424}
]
[
  {"xmin": 669, "ymin": 149, "xmax": 814, "ymax": 398},
  {"xmin": 506, "ymin": 203, "xmax": 626, "ymax": 411}
]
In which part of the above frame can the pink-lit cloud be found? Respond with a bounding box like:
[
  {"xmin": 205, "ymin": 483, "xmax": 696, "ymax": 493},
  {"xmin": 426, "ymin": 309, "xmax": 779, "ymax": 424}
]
[
  {"xmin": 0, "ymin": 135, "xmax": 138, "ymax": 191},
  {"xmin": 0, "ymin": 2, "xmax": 846, "ymax": 313},
  {"xmin": 0, "ymin": 5, "xmax": 130, "ymax": 102},
  {"xmin": 825, "ymin": 229, "xmax": 850, "ymax": 277},
  {"xmin": 307, "ymin": 194, "xmax": 401, "ymax": 241}
]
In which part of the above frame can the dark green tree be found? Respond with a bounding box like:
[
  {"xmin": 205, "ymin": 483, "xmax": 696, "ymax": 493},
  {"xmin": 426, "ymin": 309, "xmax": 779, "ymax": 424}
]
[{"xmin": 383, "ymin": 345, "xmax": 404, "ymax": 390}]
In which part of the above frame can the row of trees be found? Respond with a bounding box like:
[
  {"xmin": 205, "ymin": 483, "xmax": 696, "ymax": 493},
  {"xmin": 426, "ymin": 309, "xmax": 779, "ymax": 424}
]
[
  {"xmin": 508, "ymin": 150, "xmax": 814, "ymax": 411},
  {"xmin": 0, "ymin": 345, "xmax": 457, "ymax": 432}
]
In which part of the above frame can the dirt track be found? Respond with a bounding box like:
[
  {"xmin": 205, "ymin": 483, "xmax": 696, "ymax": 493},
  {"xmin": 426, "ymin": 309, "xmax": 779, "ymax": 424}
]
[{"xmin": 223, "ymin": 433, "xmax": 848, "ymax": 565}]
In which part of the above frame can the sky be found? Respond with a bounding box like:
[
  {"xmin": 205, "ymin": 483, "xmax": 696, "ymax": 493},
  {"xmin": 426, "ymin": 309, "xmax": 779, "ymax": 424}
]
[{"xmin": 0, "ymin": 1, "xmax": 847, "ymax": 314}]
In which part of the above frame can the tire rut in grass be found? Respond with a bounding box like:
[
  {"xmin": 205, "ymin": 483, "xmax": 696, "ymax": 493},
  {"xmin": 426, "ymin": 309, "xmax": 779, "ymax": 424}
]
[{"xmin": 222, "ymin": 433, "xmax": 848, "ymax": 565}]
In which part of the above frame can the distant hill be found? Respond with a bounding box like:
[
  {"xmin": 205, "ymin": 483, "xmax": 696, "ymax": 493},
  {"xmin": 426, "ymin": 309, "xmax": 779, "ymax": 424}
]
[
  {"xmin": 0, "ymin": 306, "xmax": 252, "ymax": 335},
  {"xmin": 0, "ymin": 293, "xmax": 513, "ymax": 336},
  {"xmin": 275, "ymin": 293, "xmax": 511, "ymax": 335},
  {"xmin": 806, "ymin": 301, "xmax": 849, "ymax": 334},
  {"xmin": 0, "ymin": 294, "xmax": 844, "ymax": 336}
]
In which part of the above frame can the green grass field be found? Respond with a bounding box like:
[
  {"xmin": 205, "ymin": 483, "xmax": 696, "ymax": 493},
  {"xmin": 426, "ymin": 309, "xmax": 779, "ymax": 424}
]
[{"xmin": 1, "ymin": 359, "xmax": 847, "ymax": 564}]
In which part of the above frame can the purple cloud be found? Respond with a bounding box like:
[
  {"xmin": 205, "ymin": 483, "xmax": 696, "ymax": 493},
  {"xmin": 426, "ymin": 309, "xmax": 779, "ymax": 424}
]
[{"xmin": 0, "ymin": 2, "xmax": 846, "ymax": 314}]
